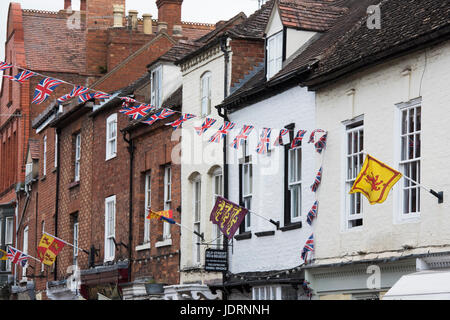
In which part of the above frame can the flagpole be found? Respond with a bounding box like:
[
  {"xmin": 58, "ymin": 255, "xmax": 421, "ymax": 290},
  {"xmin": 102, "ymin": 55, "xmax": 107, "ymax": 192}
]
[
  {"xmin": 44, "ymin": 232, "xmax": 89, "ymax": 255},
  {"xmin": 248, "ymin": 210, "xmax": 280, "ymax": 229}
]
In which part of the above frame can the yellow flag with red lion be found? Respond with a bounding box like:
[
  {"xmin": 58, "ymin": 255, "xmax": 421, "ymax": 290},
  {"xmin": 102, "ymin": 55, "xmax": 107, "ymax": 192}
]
[
  {"xmin": 349, "ymin": 154, "xmax": 403, "ymax": 205},
  {"xmin": 37, "ymin": 233, "xmax": 66, "ymax": 266}
]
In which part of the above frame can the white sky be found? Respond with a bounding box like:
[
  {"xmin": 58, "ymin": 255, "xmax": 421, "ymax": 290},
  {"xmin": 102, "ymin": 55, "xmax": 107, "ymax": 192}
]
[{"xmin": 0, "ymin": 0, "xmax": 260, "ymax": 61}]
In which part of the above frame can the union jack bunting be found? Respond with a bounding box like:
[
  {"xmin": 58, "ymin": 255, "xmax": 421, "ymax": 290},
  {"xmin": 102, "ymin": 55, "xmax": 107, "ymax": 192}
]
[
  {"xmin": 166, "ymin": 114, "xmax": 196, "ymax": 130},
  {"xmin": 301, "ymin": 234, "xmax": 314, "ymax": 263},
  {"xmin": 231, "ymin": 125, "xmax": 254, "ymax": 149},
  {"xmin": 256, "ymin": 128, "xmax": 272, "ymax": 154},
  {"xmin": 7, "ymin": 246, "xmax": 28, "ymax": 267},
  {"xmin": 78, "ymin": 93, "xmax": 95, "ymax": 103},
  {"xmin": 310, "ymin": 167, "xmax": 323, "ymax": 193},
  {"xmin": 194, "ymin": 118, "xmax": 217, "ymax": 136},
  {"xmin": 120, "ymin": 97, "xmax": 137, "ymax": 108},
  {"xmin": 314, "ymin": 133, "xmax": 328, "ymax": 154},
  {"xmin": 306, "ymin": 201, "xmax": 319, "ymax": 226},
  {"xmin": 4, "ymin": 70, "xmax": 36, "ymax": 83},
  {"xmin": 32, "ymin": 78, "xmax": 64, "ymax": 104},
  {"xmin": 93, "ymin": 92, "xmax": 111, "ymax": 100},
  {"xmin": 291, "ymin": 130, "xmax": 307, "ymax": 149},
  {"xmin": 120, "ymin": 104, "xmax": 154, "ymax": 120},
  {"xmin": 308, "ymin": 129, "xmax": 326, "ymax": 144},
  {"xmin": 0, "ymin": 62, "xmax": 13, "ymax": 71},
  {"xmin": 274, "ymin": 129, "xmax": 289, "ymax": 146},
  {"xmin": 209, "ymin": 121, "xmax": 236, "ymax": 143},
  {"xmin": 142, "ymin": 109, "xmax": 176, "ymax": 126},
  {"xmin": 57, "ymin": 86, "xmax": 90, "ymax": 103}
]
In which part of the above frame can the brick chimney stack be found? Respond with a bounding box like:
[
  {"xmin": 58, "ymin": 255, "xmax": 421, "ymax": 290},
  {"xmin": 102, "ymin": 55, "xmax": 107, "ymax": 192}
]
[{"xmin": 156, "ymin": 0, "xmax": 183, "ymax": 35}]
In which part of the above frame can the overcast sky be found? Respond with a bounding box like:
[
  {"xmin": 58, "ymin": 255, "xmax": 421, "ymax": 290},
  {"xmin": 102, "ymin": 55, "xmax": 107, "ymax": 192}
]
[{"xmin": 0, "ymin": 0, "xmax": 261, "ymax": 62}]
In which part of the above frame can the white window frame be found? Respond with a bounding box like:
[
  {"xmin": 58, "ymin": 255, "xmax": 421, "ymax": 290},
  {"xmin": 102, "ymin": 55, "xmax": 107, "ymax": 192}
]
[
  {"xmin": 200, "ymin": 72, "xmax": 212, "ymax": 117},
  {"xmin": 43, "ymin": 135, "xmax": 47, "ymax": 176},
  {"xmin": 395, "ymin": 98, "xmax": 421, "ymax": 222},
  {"xmin": 252, "ymin": 285, "xmax": 298, "ymax": 300},
  {"xmin": 104, "ymin": 195, "xmax": 116, "ymax": 262},
  {"xmin": 144, "ymin": 172, "xmax": 151, "ymax": 244},
  {"xmin": 192, "ymin": 176, "xmax": 201, "ymax": 265},
  {"xmin": 163, "ymin": 166, "xmax": 172, "ymax": 240},
  {"xmin": 212, "ymin": 169, "xmax": 223, "ymax": 249},
  {"xmin": 266, "ymin": 31, "xmax": 283, "ymax": 80},
  {"xmin": 151, "ymin": 65, "xmax": 162, "ymax": 108},
  {"xmin": 106, "ymin": 113, "xmax": 117, "ymax": 161},
  {"xmin": 73, "ymin": 218, "xmax": 79, "ymax": 267},
  {"xmin": 5, "ymin": 217, "xmax": 13, "ymax": 271},
  {"xmin": 22, "ymin": 226, "xmax": 28, "ymax": 278},
  {"xmin": 343, "ymin": 119, "xmax": 364, "ymax": 230},
  {"xmin": 288, "ymin": 146, "xmax": 302, "ymax": 222},
  {"xmin": 74, "ymin": 133, "xmax": 81, "ymax": 182},
  {"xmin": 242, "ymin": 159, "xmax": 252, "ymax": 232}
]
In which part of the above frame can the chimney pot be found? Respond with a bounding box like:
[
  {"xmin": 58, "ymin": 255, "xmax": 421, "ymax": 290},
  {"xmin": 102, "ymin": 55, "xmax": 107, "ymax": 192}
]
[
  {"xmin": 113, "ymin": 4, "xmax": 125, "ymax": 28},
  {"xmin": 80, "ymin": 0, "xmax": 86, "ymax": 11},
  {"xmin": 173, "ymin": 24, "xmax": 183, "ymax": 36},
  {"xmin": 142, "ymin": 14, "xmax": 153, "ymax": 34},
  {"xmin": 64, "ymin": 0, "xmax": 72, "ymax": 10},
  {"xmin": 128, "ymin": 10, "xmax": 138, "ymax": 30},
  {"xmin": 157, "ymin": 21, "xmax": 168, "ymax": 33}
]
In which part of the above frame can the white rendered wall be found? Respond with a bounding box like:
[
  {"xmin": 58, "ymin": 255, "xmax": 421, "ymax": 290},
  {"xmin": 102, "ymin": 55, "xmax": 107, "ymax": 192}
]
[
  {"xmin": 314, "ymin": 40, "xmax": 450, "ymax": 266},
  {"xmin": 227, "ymin": 85, "xmax": 316, "ymax": 273}
]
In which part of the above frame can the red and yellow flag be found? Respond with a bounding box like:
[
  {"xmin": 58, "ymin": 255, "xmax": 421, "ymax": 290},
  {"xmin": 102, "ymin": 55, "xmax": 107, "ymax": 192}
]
[
  {"xmin": 350, "ymin": 154, "xmax": 403, "ymax": 205},
  {"xmin": 0, "ymin": 249, "xmax": 8, "ymax": 261},
  {"xmin": 146, "ymin": 210, "xmax": 173, "ymax": 221},
  {"xmin": 37, "ymin": 234, "xmax": 66, "ymax": 266}
]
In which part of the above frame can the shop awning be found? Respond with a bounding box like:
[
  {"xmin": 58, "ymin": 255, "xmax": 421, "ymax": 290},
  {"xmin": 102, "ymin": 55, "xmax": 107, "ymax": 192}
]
[{"xmin": 383, "ymin": 271, "xmax": 450, "ymax": 300}]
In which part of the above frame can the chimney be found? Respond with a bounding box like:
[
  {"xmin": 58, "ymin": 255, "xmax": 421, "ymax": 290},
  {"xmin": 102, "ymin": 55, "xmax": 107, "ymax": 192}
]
[
  {"xmin": 143, "ymin": 14, "xmax": 153, "ymax": 34},
  {"xmin": 128, "ymin": 10, "xmax": 138, "ymax": 30},
  {"xmin": 64, "ymin": 0, "xmax": 71, "ymax": 10},
  {"xmin": 156, "ymin": 0, "xmax": 183, "ymax": 35},
  {"xmin": 113, "ymin": 4, "xmax": 125, "ymax": 28},
  {"xmin": 80, "ymin": 0, "xmax": 86, "ymax": 11}
]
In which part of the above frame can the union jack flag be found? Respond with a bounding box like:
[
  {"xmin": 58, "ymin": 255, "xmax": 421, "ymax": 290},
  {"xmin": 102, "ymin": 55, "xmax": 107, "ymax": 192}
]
[
  {"xmin": 93, "ymin": 92, "xmax": 111, "ymax": 100},
  {"xmin": 209, "ymin": 121, "xmax": 235, "ymax": 143},
  {"xmin": 142, "ymin": 109, "xmax": 176, "ymax": 126},
  {"xmin": 78, "ymin": 93, "xmax": 95, "ymax": 103},
  {"xmin": 194, "ymin": 118, "xmax": 217, "ymax": 136},
  {"xmin": 291, "ymin": 130, "xmax": 307, "ymax": 149},
  {"xmin": 231, "ymin": 125, "xmax": 254, "ymax": 149},
  {"xmin": 308, "ymin": 129, "xmax": 326, "ymax": 144},
  {"xmin": 301, "ymin": 234, "xmax": 314, "ymax": 263},
  {"xmin": 166, "ymin": 114, "xmax": 196, "ymax": 130},
  {"xmin": 0, "ymin": 62, "xmax": 13, "ymax": 71},
  {"xmin": 256, "ymin": 128, "xmax": 272, "ymax": 154},
  {"xmin": 314, "ymin": 133, "xmax": 328, "ymax": 154},
  {"xmin": 7, "ymin": 246, "xmax": 28, "ymax": 267},
  {"xmin": 4, "ymin": 70, "xmax": 36, "ymax": 83},
  {"xmin": 57, "ymin": 86, "xmax": 90, "ymax": 103},
  {"xmin": 274, "ymin": 129, "xmax": 289, "ymax": 146},
  {"xmin": 307, "ymin": 201, "xmax": 319, "ymax": 226},
  {"xmin": 32, "ymin": 77, "xmax": 64, "ymax": 104},
  {"xmin": 120, "ymin": 97, "xmax": 137, "ymax": 108},
  {"xmin": 120, "ymin": 104, "xmax": 154, "ymax": 120},
  {"xmin": 310, "ymin": 167, "xmax": 323, "ymax": 193}
]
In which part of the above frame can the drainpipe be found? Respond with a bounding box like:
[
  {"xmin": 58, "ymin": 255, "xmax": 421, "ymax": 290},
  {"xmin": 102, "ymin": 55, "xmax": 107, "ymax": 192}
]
[
  {"xmin": 54, "ymin": 128, "xmax": 61, "ymax": 281},
  {"xmin": 219, "ymin": 36, "xmax": 230, "ymax": 300},
  {"xmin": 122, "ymin": 131, "xmax": 135, "ymax": 283}
]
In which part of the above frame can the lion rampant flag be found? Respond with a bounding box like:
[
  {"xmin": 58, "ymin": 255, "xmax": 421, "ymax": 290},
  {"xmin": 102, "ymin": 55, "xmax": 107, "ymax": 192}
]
[
  {"xmin": 37, "ymin": 233, "xmax": 66, "ymax": 266},
  {"xmin": 349, "ymin": 154, "xmax": 403, "ymax": 205},
  {"xmin": 0, "ymin": 249, "xmax": 8, "ymax": 261}
]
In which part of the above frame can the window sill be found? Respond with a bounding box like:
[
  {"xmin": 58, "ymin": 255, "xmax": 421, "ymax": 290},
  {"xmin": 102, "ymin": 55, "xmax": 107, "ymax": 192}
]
[
  {"xmin": 135, "ymin": 243, "xmax": 151, "ymax": 252},
  {"xmin": 105, "ymin": 154, "xmax": 117, "ymax": 162},
  {"xmin": 69, "ymin": 181, "xmax": 80, "ymax": 190},
  {"xmin": 40, "ymin": 175, "xmax": 46, "ymax": 182},
  {"xmin": 52, "ymin": 167, "xmax": 57, "ymax": 174},
  {"xmin": 255, "ymin": 231, "xmax": 275, "ymax": 238},
  {"xmin": 155, "ymin": 239, "xmax": 172, "ymax": 248},
  {"xmin": 280, "ymin": 222, "xmax": 302, "ymax": 232},
  {"xmin": 235, "ymin": 232, "xmax": 252, "ymax": 241}
]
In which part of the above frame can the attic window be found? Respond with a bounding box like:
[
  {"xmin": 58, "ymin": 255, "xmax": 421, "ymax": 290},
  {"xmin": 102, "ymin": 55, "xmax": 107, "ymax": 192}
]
[{"xmin": 266, "ymin": 31, "xmax": 283, "ymax": 80}]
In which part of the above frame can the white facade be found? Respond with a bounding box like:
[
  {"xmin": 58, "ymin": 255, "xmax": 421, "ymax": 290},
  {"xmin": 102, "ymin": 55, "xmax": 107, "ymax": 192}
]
[
  {"xmin": 227, "ymin": 86, "xmax": 316, "ymax": 273},
  {"xmin": 307, "ymin": 40, "xmax": 450, "ymax": 299},
  {"xmin": 179, "ymin": 44, "xmax": 226, "ymax": 285}
]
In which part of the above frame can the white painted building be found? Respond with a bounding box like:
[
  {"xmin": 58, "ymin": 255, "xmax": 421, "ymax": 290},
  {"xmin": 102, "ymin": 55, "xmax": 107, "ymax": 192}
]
[{"xmin": 298, "ymin": 0, "xmax": 450, "ymax": 300}]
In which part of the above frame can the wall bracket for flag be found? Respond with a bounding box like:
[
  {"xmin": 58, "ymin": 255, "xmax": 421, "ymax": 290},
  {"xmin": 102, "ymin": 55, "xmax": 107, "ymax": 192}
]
[
  {"xmin": 112, "ymin": 237, "xmax": 129, "ymax": 250},
  {"xmin": 403, "ymin": 176, "xmax": 444, "ymax": 204}
]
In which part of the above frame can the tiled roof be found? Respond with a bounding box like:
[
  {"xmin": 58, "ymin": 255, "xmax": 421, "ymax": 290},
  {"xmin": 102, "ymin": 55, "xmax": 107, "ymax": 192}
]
[
  {"xmin": 226, "ymin": 0, "xmax": 275, "ymax": 39},
  {"xmin": 278, "ymin": 0, "xmax": 349, "ymax": 32},
  {"xmin": 147, "ymin": 40, "xmax": 203, "ymax": 68},
  {"xmin": 22, "ymin": 10, "xmax": 86, "ymax": 74},
  {"xmin": 305, "ymin": 0, "xmax": 450, "ymax": 86}
]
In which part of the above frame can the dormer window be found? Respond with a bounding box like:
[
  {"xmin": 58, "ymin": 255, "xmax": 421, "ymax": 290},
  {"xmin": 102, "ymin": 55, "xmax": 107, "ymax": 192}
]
[{"xmin": 266, "ymin": 31, "xmax": 283, "ymax": 79}]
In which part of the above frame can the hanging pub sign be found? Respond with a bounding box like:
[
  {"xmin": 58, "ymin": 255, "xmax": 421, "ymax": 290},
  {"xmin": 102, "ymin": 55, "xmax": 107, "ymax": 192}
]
[
  {"xmin": 205, "ymin": 249, "xmax": 228, "ymax": 272},
  {"xmin": 210, "ymin": 196, "xmax": 249, "ymax": 240}
]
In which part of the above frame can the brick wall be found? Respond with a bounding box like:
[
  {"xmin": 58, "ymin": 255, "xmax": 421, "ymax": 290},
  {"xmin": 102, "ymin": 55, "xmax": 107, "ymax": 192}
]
[{"xmin": 230, "ymin": 38, "xmax": 265, "ymax": 90}]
